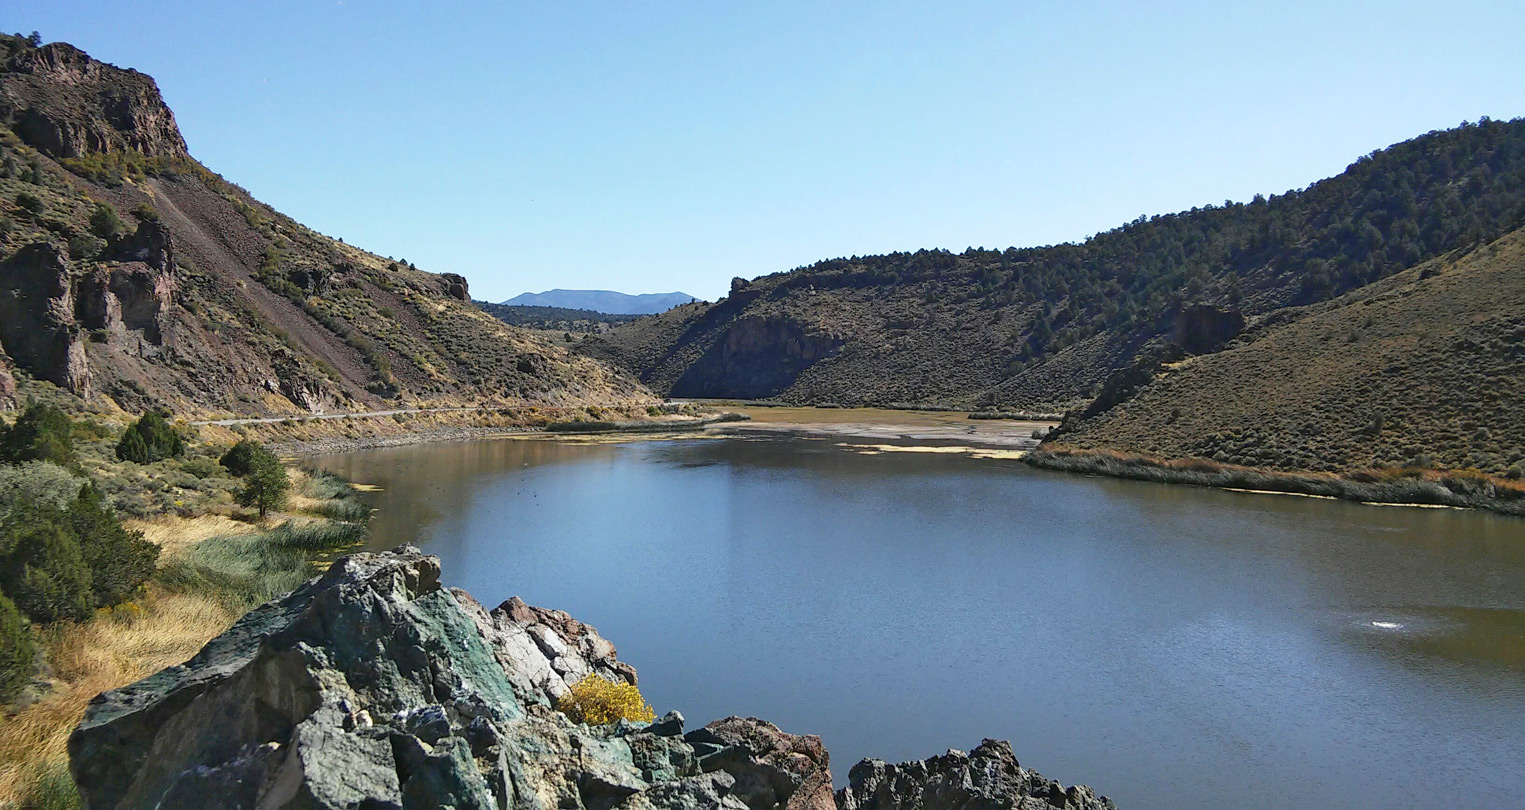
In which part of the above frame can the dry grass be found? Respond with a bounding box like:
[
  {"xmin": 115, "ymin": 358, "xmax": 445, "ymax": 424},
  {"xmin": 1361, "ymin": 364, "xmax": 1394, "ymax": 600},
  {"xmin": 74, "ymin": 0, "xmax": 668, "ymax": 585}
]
[
  {"xmin": 0, "ymin": 588, "xmax": 237, "ymax": 803},
  {"xmin": 121, "ymin": 513, "xmax": 253, "ymax": 557}
]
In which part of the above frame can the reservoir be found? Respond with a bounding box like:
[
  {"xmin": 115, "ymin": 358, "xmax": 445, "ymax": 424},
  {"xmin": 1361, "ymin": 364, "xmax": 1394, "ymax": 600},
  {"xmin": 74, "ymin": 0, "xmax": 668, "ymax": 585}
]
[{"xmin": 310, "ymin": 428, "xmax": 1525, "ymax": 810}]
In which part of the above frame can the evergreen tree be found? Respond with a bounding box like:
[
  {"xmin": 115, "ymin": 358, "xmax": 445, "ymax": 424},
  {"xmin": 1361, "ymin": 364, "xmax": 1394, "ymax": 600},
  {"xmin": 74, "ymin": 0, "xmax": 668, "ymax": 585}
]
[
  {"xmin": 116, "ymin": 411, "xmax": 185, "ymax": 464},
  {"xmin": 0, "ymin": 507, "xmax": 93, "ymax": 623},
  {"xmin": 0, "ymin": 403, "xmax": 75, "ymax": 468},
  {"xmin": 0, "ymin": 592, "xmax": 32, "ymax": 701}
]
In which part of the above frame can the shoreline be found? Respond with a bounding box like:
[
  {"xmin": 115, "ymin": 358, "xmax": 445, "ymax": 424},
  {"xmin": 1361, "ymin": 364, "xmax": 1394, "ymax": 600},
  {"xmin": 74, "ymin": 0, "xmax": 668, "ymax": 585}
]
[
  {"xmin": 1026, "ymin": 446, "xmax": 1525, "ymax": 517},
  {"xmin": 228, "ymin": 405, "xmax": 1524, "ymax": 519}
]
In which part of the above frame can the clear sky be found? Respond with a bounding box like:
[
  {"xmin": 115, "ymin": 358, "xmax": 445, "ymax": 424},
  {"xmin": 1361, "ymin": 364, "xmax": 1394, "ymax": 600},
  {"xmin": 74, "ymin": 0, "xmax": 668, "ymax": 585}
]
[{"xmin": 9, "ymin": 1, "xmax": 1524, "ymax": 301}]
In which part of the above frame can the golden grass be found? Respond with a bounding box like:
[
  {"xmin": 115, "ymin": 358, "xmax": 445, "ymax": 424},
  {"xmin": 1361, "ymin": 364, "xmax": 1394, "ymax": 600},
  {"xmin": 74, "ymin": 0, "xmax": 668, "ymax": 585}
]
[
  {"xmin": 0, "ymin": 587, "xmax": 238, "ymax": 803},
  {"xmin": 122, "ymin": 514, "xmax": 254, "ymax": 557}
]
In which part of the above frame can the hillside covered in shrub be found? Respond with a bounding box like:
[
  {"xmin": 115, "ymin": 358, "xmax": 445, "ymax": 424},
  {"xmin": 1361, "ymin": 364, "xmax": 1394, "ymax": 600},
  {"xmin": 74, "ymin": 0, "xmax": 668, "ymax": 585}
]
[
  {"xmin": 583, "ymin": 118, "xmax": 1525, "ymax": 410},
  {"xmin": 1052, "ymin": 224, "xmax": 1525, "ymax": 478},
  {"xmin": 0, "ymin": 33, "xmax": 649, "ymax": 417}
]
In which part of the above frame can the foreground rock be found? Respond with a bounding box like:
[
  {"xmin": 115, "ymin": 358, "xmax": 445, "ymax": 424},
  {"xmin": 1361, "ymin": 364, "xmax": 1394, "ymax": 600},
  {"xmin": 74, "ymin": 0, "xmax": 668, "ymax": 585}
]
[
  {"xmin": 838, "ymin": 740, "xmax": 1116, "ymax": 810},
  {"xmin": 69, "ymin": 547, "xmax": 1115, "ymax": 809}
]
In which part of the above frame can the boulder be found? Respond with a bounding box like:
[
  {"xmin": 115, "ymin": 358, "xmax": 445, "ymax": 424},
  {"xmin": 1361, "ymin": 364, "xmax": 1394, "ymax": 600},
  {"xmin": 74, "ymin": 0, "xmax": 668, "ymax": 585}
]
[
  {"xmin": 836, "ymin": 739, "xmax": 1117, "ymax": 810},
  {"xmin": 688, "ymin": 717, "xmax": 834, "ymax": 810},
  {"xmin": 68, "ymin": 547, "xmax": 751, "ymax": 810}
]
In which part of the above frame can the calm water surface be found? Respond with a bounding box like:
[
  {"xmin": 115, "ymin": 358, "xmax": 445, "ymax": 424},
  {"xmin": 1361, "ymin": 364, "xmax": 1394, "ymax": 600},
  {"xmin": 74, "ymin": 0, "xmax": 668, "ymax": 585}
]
[{"xmin": 310, "ymin": 434, "xmax": 1525, "ymax": 810}]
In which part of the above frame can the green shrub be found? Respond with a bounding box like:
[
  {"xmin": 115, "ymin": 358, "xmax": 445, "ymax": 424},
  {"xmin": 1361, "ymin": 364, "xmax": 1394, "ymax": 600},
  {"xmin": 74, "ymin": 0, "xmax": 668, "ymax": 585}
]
[
  {"xmin": 0, "ymin": 510, "xmax": 93, "ymax": 623},
  {"xmin": 115, "ymin": 429, "xmax": 148, "ymax": 464},
  {"xmin": 219, "ymin": 439, "xmax": 276, "ymax": 477},
  {"xmin": 67, "ymin": 485, "xmax": 158, "ymax": 608},
  {"xmin": 88, "ymin": 202, "xmax": 125, "ymax": 239},
  {"xmin": 0, "ymin": 591, "xmax": 33, "ymax": 702},
  {"xmin": 235, "ymin": 455, "xmax": 289, "ymax": 519},
  {"xmin": 0, "ymin": 403, "xmax": 76, "ymax": 467},
  {"xmin": 67, "ymin": 233, "xmax": 107, "ymax": 260},
  {"xmin": 15, "ymin": 191, "xmax": 43, "ymax": 215},
  {"xmin": 179, "ymin": 457, "xmax": 225, "ymax": 479},
  {"xmin": 0, "ymin": 461, "xmax": 84, "ymax": 518},
  {"xmin": 116, "ymin": 411, "xmax": 185, "ymax": 464},
  {"xmin": 0, "ymin": 481, "xmax": 155, "ymax": 623}
]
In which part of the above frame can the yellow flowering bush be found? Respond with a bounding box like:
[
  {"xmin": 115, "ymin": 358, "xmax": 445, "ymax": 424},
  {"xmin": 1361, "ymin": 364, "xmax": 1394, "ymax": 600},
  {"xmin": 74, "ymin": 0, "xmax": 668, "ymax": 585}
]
[{"xmin": 555, "ymin": 675, "xmax": 655, "ymax": 725}]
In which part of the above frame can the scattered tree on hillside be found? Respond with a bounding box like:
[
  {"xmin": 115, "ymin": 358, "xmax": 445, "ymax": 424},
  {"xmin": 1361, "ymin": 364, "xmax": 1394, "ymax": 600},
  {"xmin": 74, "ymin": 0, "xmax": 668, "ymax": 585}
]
[
  {"xmin": 116, "ymin": 411, "xmax": 185, "ymax": 464},
  {"xmin": 0, "ymin": 402, "xmax": 75, "ymax": 468},
  {"xmin": 234, "ymin": 447, "xmax": 289, "ymax": 520}
]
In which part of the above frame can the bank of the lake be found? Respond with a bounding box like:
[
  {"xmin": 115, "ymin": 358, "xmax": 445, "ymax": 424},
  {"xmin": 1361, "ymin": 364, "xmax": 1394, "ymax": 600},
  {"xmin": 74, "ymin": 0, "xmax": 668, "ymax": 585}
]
[{"xmin": 1028, "ymin": 445, "xmax": 1525, "ymax": 517}]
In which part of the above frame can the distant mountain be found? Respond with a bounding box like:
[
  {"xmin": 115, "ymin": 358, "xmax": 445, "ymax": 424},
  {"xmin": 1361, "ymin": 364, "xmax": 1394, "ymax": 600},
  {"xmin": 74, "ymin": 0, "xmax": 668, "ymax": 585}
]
[
  {"xmin": 502, "ymin": 289, "xmax": 698, "ymax": 315},
  {"xmin": 475, "ymin": 302, "xmax": 641, "ymax": 333}
]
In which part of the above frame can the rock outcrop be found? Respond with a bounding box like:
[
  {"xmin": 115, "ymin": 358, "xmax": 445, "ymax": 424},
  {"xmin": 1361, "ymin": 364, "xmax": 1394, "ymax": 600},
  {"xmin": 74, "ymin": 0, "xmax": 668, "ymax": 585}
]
[
  {"xmin": 671, "ymin": 315, "xmax": 846, "ymax": 399},
  {"xmin": 0, "ymin": 40, "xmax": 188, "ymax": 159},
  {"xmin": 837, "ymin": 740, "xmax": 1116, "ymax": 810},
  {"xmin": 0, "ymin": 243, "xmax": 92, "ymax": 395},
  {"xmin": 0, "ymin": 351, "xmax": 16, "ymax": 409},
  {"xmin": 1170, "ymin": 304, "xmax": 1244, "ymax": 356},
  {"xmin": 68, "ymin": 547, "xmax": 1116, "ymax": 809}
]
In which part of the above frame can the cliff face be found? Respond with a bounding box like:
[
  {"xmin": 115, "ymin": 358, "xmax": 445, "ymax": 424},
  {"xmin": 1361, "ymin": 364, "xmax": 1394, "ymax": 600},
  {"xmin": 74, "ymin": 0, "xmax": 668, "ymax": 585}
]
[
  {"xmin": 69, "ymin": 547, "xmax": 1116, "ymax": 810},
  {"xmin": 0, "ymin": 34, "xmax": 651, "ymax": 415},
  {"xmin": 0, "ymin": 41, "xmax": 188, "ymax": 159}
]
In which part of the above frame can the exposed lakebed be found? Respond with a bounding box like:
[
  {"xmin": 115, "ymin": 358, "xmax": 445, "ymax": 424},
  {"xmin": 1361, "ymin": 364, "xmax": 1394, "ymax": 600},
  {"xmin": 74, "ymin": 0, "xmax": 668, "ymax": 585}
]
[{"xmin": 309, "ymin": 428, "xmax": 1525, "ymax": 810}]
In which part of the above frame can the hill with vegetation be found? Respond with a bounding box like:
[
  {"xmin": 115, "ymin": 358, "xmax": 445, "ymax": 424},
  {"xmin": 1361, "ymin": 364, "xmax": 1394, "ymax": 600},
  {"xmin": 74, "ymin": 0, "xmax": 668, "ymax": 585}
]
[
  {"xmin": 503, "ymin": 289, "xmax": 698, "ymax": 315},
  {"xmin": 1049, "ymin": 224, "xmax": 1525, "ymax": 479},
  {"xmin": 475, "ymin": 301, "xmax": 642, "ymax": 333},
  {"xmin": 0, "ymin": 33, "xmax": 649, "ymax": 417},
  {"xmin": 582, "ymin": 118, "xmax": 1525, "ymax": 409}
]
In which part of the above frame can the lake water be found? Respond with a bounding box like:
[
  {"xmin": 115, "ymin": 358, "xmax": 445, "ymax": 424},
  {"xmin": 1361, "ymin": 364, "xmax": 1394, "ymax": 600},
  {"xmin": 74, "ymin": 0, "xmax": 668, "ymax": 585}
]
[{"xmin": 310, "ymin": 432, "xmax": 1525, "ymax": 810}]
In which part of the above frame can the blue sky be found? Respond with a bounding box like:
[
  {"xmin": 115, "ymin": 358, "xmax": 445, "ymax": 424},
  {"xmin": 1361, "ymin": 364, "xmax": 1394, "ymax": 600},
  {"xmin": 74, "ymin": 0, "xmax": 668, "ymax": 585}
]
[{"xmin": 9, "ymin": 1, "xmax": 1524, "ymax": 301}]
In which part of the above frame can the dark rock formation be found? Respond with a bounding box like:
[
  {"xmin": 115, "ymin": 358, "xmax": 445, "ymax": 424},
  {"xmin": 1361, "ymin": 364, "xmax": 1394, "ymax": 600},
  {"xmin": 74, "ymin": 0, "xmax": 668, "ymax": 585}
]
[
  {"xmin": 0, "ymin": 40, "xmax": 188, "ymax": 159},
  {"xmin": 1170, "ymin": 304, "xmax": 1245, "ymax": 355},
  {"xmin": 672, "ymin": 315, "xmax": 846, "ymax": 399},
  {"xmin": 0, "ymin": 243, "xmax": 92, "ymax": 395},
  {"xmin": 0, "ymin": 226, "xmax": 181, "ymax": 395},
  {"xmin": 68, "ymin": 547, "xmax": 1116, "ymax": 809},
  {"xmin": 687, "ymin": 717, "xmax": 834, "ymax": 810},
  {"xmin": 441, "ymin": 273, "xmax": 471, "ymax": 302},
  {"xmin": 837, "ymin": 740, "xmax": 1116, "ymax": 810}
]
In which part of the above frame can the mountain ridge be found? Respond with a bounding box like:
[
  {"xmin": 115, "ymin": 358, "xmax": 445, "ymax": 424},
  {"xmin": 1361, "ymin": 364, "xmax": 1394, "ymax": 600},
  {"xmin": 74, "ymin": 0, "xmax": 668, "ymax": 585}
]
[
  {"xmin": 503, "ymin": 288, "xmax": 698, "ymax": 315},
  {"xmin": 581, "ymin": 119, "xmax": 1525, "ymax": 411}
]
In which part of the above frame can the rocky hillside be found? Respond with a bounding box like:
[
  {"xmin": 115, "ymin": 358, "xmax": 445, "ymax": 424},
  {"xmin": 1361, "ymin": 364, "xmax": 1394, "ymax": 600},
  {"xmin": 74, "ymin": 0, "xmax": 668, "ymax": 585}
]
[
  {"xmin": 69, "ymin": 546, "xmax": 1116, "ymax": 810},
  {"xmin": 0, "ymin": 34, "xmax": 649, "ymax": 416},
  {"xmin": 1051, "ymin": 224, "xmax": 1525, "ymax": 477},
  {"xmin": 582, "ymin": 119, "xmax": 1525, "ymax": 410}
]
